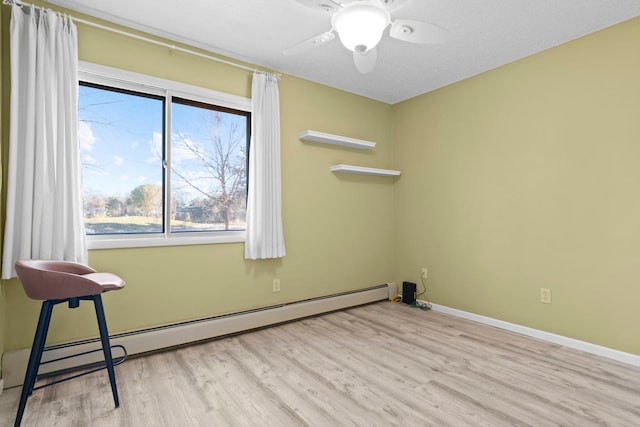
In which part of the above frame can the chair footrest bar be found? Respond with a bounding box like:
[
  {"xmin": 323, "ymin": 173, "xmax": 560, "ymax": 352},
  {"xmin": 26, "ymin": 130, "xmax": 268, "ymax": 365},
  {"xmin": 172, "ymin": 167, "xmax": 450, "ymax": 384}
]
[{"xmin": 33, "ymin": 345, "xmax": 127, "ymax": 390}]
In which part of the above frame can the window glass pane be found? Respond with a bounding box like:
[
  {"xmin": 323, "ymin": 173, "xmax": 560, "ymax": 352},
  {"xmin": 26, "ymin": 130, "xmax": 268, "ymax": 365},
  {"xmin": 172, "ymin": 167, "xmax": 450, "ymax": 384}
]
[
  {"xmin": 79, "ymin": 83, "xmax": 164, "ymax": 234},
  {"xmin": 170, "ymin": 98, "xmax": 249, "ymax": 232}
]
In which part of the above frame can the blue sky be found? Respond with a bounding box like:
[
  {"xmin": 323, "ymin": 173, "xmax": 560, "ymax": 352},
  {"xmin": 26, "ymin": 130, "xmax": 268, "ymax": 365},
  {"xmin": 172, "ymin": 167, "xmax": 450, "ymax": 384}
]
[
  {"xmin": 79, "ymin": 84, "xmax": 163, "ymax": 199},
  {"xmin": 78, "ymin": 84, "xmax": 248, "ymax": 204}
]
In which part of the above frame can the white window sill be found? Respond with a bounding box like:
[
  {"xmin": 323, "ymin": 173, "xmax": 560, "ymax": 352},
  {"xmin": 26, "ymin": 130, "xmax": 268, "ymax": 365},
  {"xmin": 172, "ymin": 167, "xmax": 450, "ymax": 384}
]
[{"xmin": 87, "ymin": 231, "xmax": 245, "ymax": 250}]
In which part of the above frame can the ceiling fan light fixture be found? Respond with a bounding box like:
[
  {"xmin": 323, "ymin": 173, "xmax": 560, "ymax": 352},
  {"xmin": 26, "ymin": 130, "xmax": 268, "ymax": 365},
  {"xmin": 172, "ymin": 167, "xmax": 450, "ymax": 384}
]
[{"xmin": 332, "ymin": 2, "xmax": 390, "ymax": 53}]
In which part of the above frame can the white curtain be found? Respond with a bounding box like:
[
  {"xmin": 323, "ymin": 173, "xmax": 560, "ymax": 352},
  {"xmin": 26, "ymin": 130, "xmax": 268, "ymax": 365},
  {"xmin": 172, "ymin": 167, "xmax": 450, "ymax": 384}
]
[
  {"xmin": 2, "ymin": 4, "xmax": 86, "ymax": 279},
  {"xmin": 244, "ymin": 72, "xmax": 285, "ymax": 259}
]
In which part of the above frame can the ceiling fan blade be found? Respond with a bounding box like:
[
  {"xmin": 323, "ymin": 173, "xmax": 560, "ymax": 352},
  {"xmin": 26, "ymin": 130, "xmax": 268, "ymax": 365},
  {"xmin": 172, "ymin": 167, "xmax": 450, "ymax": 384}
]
[
  {"xmin": 390, "ymin": 19, "xmax": 449, "ymax": 44},
  {"xmin": 353, "ymin": 48, "xmax": 377, "ymax": 74},
  {"xmin": 283, "ymin": 31, "xmax": 335, "ymax": 56}
]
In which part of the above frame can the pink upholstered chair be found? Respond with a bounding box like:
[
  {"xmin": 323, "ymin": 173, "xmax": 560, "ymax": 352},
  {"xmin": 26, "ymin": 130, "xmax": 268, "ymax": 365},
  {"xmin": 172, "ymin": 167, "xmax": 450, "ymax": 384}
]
[{"xmin": 13, "ymin": 260, "xmax": 126, "ymax": 427}]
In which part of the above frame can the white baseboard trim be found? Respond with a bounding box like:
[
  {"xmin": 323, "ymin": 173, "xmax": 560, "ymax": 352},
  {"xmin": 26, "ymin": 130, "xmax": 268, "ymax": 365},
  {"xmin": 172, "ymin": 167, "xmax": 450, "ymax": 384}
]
[
  {"xmin": 431, "ymin": 303, "xmax": 640, "ymax": 368},
  {"xmin": 2, "ymin": 284, "xmax": 395, "ymax": 389}
]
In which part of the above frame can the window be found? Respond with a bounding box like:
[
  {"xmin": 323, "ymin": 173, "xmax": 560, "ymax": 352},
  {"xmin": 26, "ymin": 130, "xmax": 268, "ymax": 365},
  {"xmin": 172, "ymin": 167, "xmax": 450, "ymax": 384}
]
[
  {"xmin": 170, "ymin": 98, "xmax": 250, "ymax": 233},
  {"xmin": 80, "ymin": 83, "xmax": 165, "ymax": 234},
  {"xmin": 78, "ymin": 62, "xmax": 251, "ymax": 249}
]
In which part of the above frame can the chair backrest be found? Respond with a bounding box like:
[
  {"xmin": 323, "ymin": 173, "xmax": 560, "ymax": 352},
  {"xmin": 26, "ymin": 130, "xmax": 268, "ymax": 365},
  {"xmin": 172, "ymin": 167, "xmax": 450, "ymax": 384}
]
[{"xmin": 15, "ymin": 260, "xmax": 105, "ymax": 301}]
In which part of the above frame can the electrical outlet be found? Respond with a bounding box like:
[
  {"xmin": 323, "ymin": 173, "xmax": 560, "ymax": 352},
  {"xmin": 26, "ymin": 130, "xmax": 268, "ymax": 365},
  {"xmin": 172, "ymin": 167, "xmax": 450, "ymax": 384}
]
[
  {"xmin": 421, "ymin": 267, "xmax": 428, "ymax": 279},
  {"xmin": 272, "ymin": 279, "xmax": 281, "ymax": 293},
  {"xmin": 540, "ymin": 288, "xmax": 551, "ymax": 304}
]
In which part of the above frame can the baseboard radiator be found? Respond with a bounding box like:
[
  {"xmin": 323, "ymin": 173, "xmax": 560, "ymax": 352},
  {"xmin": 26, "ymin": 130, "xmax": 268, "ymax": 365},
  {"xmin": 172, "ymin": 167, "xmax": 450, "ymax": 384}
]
[{"xmin": 2, "ymin": 282, "xmax": 396, "ymax": 389}]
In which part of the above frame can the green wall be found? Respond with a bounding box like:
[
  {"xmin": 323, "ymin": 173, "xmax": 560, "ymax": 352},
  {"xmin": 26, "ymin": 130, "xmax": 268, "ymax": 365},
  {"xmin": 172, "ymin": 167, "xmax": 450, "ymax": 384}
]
[
  {"xmin": 0, "ymin": 5, "xmax": 394, "ymax": 351},
  {"xmin": 393, "ymin": 17, "xmax": 640, "ymax": 355}
]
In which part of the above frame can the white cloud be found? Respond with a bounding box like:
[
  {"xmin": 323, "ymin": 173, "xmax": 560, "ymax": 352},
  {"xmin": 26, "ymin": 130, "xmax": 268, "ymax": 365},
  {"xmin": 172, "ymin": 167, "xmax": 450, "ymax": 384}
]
[
  {"xmin": 78, "ymin": 121, "xmax": 96, "ymax": 152},
  {"xmin": 146, "ymin": 132, "xmax": 163, "ymax": 164},
  {"xmin": 171, "ymin": 132, "xmax": 202, "ymax": 165},
  {"xmin": 82, "ymin": 154, "xmax": 97, "ymax": 164},
  {"xmin": 121, "ymin": 175, "xmax": 130, "ymax": 181},
  {"xmin": 113, "ymin": 155, "xmax": 124, "ymax": 166}
]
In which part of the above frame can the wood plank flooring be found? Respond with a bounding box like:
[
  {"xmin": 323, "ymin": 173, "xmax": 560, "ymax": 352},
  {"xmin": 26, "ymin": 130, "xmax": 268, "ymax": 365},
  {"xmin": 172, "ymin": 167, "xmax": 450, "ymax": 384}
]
[{"xmin": 1, "ymin": 301, "xmax": 639, "ymax": 426}]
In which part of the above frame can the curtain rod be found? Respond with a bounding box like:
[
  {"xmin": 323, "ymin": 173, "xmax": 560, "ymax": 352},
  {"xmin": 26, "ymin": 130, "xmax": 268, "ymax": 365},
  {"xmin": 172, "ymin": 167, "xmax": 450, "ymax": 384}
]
[{"xmin": 3, "ymin": 0, "xmax": 280, "ymax": 77}]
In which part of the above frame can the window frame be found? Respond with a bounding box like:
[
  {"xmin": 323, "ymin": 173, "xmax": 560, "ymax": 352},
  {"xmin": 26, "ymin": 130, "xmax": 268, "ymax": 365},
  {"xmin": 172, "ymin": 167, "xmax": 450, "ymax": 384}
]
[{"xmin": 78, "ymin": 61, "xmax": 251, "ymax": 250}]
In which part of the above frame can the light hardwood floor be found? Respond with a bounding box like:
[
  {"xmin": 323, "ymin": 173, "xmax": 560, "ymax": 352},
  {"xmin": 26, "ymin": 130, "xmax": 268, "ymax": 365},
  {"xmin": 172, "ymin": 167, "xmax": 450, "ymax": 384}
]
[{"xmin": 1, "ymin": 301, "xmax": 640, "ymax": 426}]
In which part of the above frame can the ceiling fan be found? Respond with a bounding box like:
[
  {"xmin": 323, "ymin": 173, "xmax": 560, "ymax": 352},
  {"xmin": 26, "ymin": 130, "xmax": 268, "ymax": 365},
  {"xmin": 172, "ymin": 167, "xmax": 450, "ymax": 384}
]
[{"xmin": 284, "ymin": 0, "xmax": 449, "ymax": 74}]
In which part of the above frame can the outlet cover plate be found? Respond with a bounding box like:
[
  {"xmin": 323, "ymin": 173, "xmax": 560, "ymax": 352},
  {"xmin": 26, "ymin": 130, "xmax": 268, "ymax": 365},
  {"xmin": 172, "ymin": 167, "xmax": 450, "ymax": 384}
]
[{"xmin": 540, "ymin": 288, "xmax": 551, "ymax": 304}]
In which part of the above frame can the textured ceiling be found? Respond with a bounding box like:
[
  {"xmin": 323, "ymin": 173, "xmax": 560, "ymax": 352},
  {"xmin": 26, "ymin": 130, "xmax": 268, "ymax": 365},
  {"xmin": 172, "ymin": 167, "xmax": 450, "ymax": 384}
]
[{"xmin": 47, "ymin": 0, "xmax": 640, "ymax": 104}]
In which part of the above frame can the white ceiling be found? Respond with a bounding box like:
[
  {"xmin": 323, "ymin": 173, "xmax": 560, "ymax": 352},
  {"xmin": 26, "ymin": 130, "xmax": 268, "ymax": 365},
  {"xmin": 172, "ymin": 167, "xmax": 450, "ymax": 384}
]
[{"xmin": 47, "ymin": 0, "xmax": 640, "ymax": 104}]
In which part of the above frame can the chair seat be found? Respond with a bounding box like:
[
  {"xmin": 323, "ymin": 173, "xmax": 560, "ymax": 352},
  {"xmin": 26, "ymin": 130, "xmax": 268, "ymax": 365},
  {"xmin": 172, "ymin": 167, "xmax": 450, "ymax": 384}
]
[{"xmin": 15, "ymin": 260, "xmax": 125, "ymax": 300}]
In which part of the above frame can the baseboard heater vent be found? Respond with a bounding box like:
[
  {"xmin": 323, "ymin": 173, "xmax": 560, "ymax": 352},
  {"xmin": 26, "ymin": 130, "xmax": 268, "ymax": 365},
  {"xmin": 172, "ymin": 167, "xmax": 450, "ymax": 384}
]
[{"xmin": 2, "ymin": 283, "xmax": 395, "ymax": 388}]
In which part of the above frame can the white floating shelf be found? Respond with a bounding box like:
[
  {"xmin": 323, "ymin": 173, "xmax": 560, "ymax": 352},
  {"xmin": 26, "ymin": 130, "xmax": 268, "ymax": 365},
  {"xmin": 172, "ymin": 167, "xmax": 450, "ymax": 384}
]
[
  {"xmin": 299, "ymin": 130, "xmax": 376, "ymax": 150},
  {"xmin": 330, "ymin": 164, "xmax": 401, "ymax": 176}
]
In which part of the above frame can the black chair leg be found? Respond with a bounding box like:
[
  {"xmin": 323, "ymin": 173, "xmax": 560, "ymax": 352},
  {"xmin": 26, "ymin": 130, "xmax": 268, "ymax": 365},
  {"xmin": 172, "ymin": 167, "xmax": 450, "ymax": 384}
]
[
  {"xmin": 93, "ymin": 294, "xmax": 120, "ymax": 407},
  {"xmin": 15, "ymin": 301, "xmax": 54, "ymax": 427}
]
